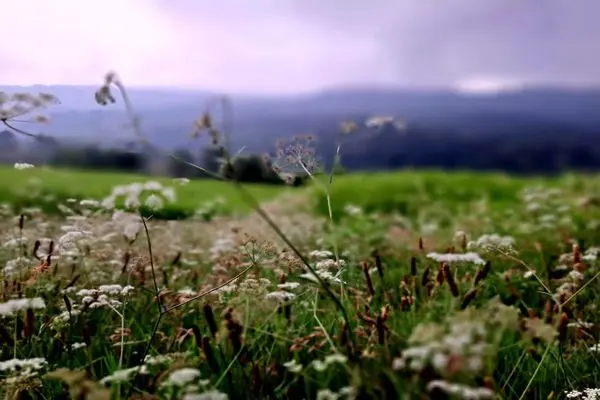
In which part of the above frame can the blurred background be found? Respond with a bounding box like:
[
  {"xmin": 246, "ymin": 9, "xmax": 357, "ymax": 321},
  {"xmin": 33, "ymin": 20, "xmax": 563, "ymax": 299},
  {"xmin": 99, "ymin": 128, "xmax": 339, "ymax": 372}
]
[{"xmin": 1, "ymin": 0, "xmax": 599, "ymax": 184}]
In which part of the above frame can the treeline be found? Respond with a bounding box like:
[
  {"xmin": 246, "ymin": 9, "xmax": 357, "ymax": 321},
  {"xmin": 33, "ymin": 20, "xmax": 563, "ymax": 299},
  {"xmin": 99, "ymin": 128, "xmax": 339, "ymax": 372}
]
[
  {"xmin": 4, "ymin": 120, "xmax": 600, "ymax": 179},
  {"xmin": 0, "ymin": 131, "xmax": 302, "ymax": 185}
]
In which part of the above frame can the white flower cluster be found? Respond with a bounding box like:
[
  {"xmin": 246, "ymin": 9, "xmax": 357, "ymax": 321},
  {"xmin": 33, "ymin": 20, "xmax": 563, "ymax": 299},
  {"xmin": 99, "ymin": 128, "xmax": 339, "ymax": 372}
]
[
  {"xmin": 14, "ymin": 162, "xmax": 34, "ymax": 170},
  {"xmin": 265, "ymin": 290, "xmax": 295, "ymax": 303},
  {"xmin": 426, "ymin": 252, "xmax": 486, "ymax": 266},
  {"xmin": 100, "ymin": 366, "xmax": 147, "ymax": 384},
  {"xmin": 0, "ymin": 297, "xmax": 46, "ymax": 317},
  {"xmin": 101, "ymin": 352, "xmax": 190, "ymax": 385},
  {"xmin": 583, "ymin": 247, "xmax": 600, "ymax": 263},
  {"xmin": 565, "ymin": 388, "xmax": 600, "ymax": 399},
  {"xmin": 110, "ymin": 211, "xmax": 143, "ymax": 243},
  {"xmin": 311, "ymin": 353, "xmax": 348, "ymax": 372},
  {"xmin": 520, "ymin": 186, "xmax": 573, "ymax": 232},
  {"xmin": 3, "ymin": 256, "xmax": 31, "ymax": 278},
  {"xmin": 426, "ymin": 380, "xmax": 494, "ymax": 399},
  {"xmin": 173, "ymin": 178, "xmax": 190, "ymax": 186},
  {"xmin": 394, "ymin": 321, "xmax": 489, "ymax": 375},
  {"xmin": 0, "ymin": 357, "xmax": 47, "ymax": 382},
  {"xmin": 182, "ymin": 391, "xmax": 229, "ymax": 400},
  {"xmin": 73, "ymin": 284, "xmax": 134, "ymax": 310},
  {"xmin": 284, "ymin": 353, "xmax": 348, "ymax": 375},
  {"xmin": 58, "ymin": 225, "xmax": 93, "ymax": 259},
  {"xmin": 161, "ymin": 367, "xmax": 203, "ymax": 387},
  {"xmin": 144, "ymin": 352, "xmax": 187, "ymax": 366},
  {"xmin": 467, "ymin": 233, "xmax": 516, "ymax": 255},
  {"xmin": 101, "ymin": 181, "xmax": 176, "ymax": 211},
  {"xmin": 316, "ymin": 387, "xmax": 357, "ymax": 400},
  {"xmin": 299, "ymin": 250, "xmax": 345, "ymax": 284},
  {"xmin": 215, "ymin": 278, "xmax": 272, "ymax": 302},
  {"xmin": 343, "ymin": 204, "xmax": 363, "ymax": 217},
  {"xmin": 50, "ymin": 309, "xmax": 82, "ymax": 331},
  {"xmin": 155, "ymin": 365, "xmax": 225, "ymax": 399}
]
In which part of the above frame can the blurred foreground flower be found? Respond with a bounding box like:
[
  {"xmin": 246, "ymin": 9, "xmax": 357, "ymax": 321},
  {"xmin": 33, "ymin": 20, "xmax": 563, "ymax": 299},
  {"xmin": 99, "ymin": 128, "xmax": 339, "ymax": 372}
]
[{"xmin": 14, "ymin": 162, "xmax": 34, "ymax": 170}]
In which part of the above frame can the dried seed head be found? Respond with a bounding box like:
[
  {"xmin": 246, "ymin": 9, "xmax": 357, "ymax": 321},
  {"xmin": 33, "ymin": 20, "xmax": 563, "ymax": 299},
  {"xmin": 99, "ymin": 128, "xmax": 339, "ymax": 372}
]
[
  {"xmin": 410, "ymin": 256, "xmax": 417, "ymax": 276},
  {"xmin": 421, "ymin": 267, "xmax": 431, "ymax": 287},
  {"xmin": 573, "ymin": 243, "xmax": 581, "ymax": 264},
  {"xmin": 460, "ymin": 288, "xmax": 478, "ymax": 309},
  {"xmin": 201, "ymin": 336, "xmax": 220, "ymax": 373},
  {"xmin": 473, "ymin": 261, "xmax": 491, "ymax": 286},
  {"xmin": 543, "ymin": 299, "xmax": 554, "ymax": 323},
  {"xmin": 558, "ymin": 313, "xmax": 569, "ymax": 343},
  {"xmin": 32, "ymin": 240, "xmax": 41, "ymax": 259},
  {"xmin": 573, "ymin": 262, "xmax": 586, "ymax": 273},
  {"xmin": 373, "ymin": 250, "xmax": 384, "ymax": 278},
  {"xmin": 435, "ymin": 266, "xmax": 445, "ymax": 285},
  {"xmin": 203, "ymin": 304, "xmax": 219, "ymax": 338},
  {"xmin": 362, "ymin": 261, "xmax": 375, "ymax": 296},
  {"xmin": 171, "ymin": 252, "xmax": 182, "ymax": 267},
  {"xmin": 442, "ymin": 264, "xmax": 460, "ymax": 297}
]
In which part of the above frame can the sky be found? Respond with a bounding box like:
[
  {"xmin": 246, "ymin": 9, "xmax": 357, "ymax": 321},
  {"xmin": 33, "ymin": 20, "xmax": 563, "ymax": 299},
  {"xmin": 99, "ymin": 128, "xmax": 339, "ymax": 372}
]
[{"xmin": 0, "ymin": 0, "xmax": 598, "ymax": 94}]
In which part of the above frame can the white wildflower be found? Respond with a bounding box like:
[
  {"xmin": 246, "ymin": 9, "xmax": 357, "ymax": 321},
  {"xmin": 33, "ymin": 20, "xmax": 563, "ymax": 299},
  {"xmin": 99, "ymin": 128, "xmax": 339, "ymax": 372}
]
[
  {"xmin": 312, "ymin": 360, "xmax": 327, "ymax": 372},
  {"xmin": 524, "ymin": 270, "xmax": 536, "ymax": 279},
  {"xmin": 182, "ymin": 391, "xmax": 229, "ymax": 400},
  {"xmin": 143, "ymin": 181, "xmax": 162, "ymax": 191},
  {"xmin": 309, "ymin": 250, "xmax": 334, "ymax": 259},
  {"xmin": 145, "ymin": 194, "xmax": 164, "ymax": 210},
  {"xmin": 344, "ymin": 204, "xmax": 362, "ymax": 216},
  {"xmin": 164, "ymin": 368, "xmax": 201, "ymax": 387},
  {"xmin": 79, "ymin": 199, "xmax": 100, "ymax": 208},
  {"xmin": 265, "ymin": 291, "xmax": 296, "ymax": 303},
  {"xmin": 100, "ymin": 366, "xmax": 148, "ymax": 384},
  {"xmin": 277, "ymin": 282, "xmax": 301, "ymax": 290},
  {"xmin": 316, "ymin": 389, "xmax": 339, "ymax": 400},
  {"xmin": 427, "ymin": 380, "xmax": 494, "ymax": 399},
  {"xmin": 283, "ymin": 359, "xmax": 302, "ymax": 373},
  {"xmin": 426, "ymin": 252, "xmax": 486, "ymax": 265},
  {"xmin": 174, "ymin": 178, "xmax": 190, "ymax": 186},
  {"xmin": 14, "ymin": 162, "xmax": 34, "ymax": 170},
  {"xmin": 0, "ymin": 297, "xmax": 46, "ymax": 316},
  {"xmin": 467, "ymin": 233, "xmax": 516, "ymax": 254},
  {"xmin": 0, "ymin": 357, "xmax": 47, "ymax": 373}
]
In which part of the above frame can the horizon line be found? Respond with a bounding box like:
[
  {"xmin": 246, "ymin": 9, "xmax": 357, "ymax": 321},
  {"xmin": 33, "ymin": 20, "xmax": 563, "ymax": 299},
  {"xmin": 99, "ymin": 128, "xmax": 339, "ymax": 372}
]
[{"xmin": 3, "ymin": 81, "xmax": 600, "ymax": 97}]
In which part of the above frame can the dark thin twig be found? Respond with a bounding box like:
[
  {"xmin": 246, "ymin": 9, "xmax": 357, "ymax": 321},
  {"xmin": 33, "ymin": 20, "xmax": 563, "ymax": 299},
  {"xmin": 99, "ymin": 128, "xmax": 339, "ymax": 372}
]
[
  {"xmin": 165, "ymin": 263, "xmax": 255, "ymax": 313},
  {"xmin": 139, "ymin": 214, "xmax": 164, "ymax": 314},
  {"xmin": 2, "ymin": 119, "xmax": 38, "ymax": 138}
]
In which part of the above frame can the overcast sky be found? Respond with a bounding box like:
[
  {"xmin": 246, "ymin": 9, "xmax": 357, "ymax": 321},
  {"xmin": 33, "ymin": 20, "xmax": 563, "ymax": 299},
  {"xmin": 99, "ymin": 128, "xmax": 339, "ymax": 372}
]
[{"xmin": 0, "ymin": 0, "xmax": 598, "ymax": 94}]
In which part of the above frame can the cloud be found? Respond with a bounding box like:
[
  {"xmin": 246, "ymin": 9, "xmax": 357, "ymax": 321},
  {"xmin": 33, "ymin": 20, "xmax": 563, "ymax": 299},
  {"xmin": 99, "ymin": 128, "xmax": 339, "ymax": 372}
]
[
  {"xmin": 0, "ymin": 0, "xmax": 598, "ymax": 93},
  {"xmin": 0, "ymin": 0, "xmax": 182, "ymax": 87}
]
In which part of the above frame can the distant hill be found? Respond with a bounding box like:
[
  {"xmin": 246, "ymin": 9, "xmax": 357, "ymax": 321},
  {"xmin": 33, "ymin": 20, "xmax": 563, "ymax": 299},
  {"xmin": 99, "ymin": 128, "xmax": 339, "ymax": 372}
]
[{"xmin": 3, "ymin": 84, "xmax": 600, "ymax": 158}]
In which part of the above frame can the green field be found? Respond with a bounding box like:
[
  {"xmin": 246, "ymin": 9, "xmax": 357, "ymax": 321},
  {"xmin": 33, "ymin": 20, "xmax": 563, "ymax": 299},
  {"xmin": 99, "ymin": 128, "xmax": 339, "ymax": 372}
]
[
  {"xmin": 0, "ymin": 165, "xmax": 599, "ymax": 399},
  {"xmin": 1, "ymin": 166, "xmax": 290, "ymax": 218},
  {"xmin": 4, "ymin": 165, "xmax": 599, "ymax": 219}
]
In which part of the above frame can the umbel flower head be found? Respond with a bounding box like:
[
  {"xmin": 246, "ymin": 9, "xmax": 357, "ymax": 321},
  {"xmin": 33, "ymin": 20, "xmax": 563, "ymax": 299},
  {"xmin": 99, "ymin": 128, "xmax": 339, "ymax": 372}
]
[
  {"xmin": 0, "ymin": 91, "xmax": 60, "ymax": 137},
  {"xmin": 101, "ymin": 181, "xmax": 177, "ymax": 211}
]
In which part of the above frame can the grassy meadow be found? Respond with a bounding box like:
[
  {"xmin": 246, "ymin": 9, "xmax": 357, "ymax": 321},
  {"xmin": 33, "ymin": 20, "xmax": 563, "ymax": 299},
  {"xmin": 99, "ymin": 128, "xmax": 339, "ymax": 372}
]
[
  {"xmin": 0, "ymin": 164, "xmax": 599, "ymax": 399},
  {"xmin": 2, "ymin": 166, "xmax": 288, "ymax": 219}
]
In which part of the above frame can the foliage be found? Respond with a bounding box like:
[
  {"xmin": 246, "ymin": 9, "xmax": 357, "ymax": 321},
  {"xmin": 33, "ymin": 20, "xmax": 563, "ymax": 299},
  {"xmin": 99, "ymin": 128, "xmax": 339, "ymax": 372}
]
[{"xmin": 0, "ymin": 170, "xmax": 599, "ymax": 399}]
